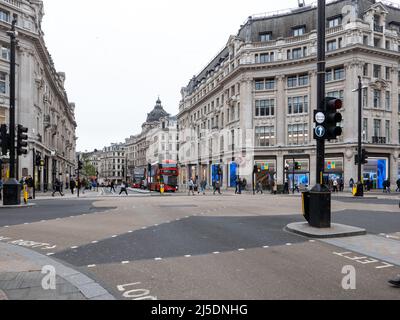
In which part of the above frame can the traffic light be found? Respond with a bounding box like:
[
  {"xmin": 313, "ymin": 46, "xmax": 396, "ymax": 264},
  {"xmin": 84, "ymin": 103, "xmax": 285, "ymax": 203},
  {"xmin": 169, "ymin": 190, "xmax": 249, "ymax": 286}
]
[
  {"xmin": 314, "ymin": 97, "xmax": 343, "ymax": 141},
  {"xmin": 356, "ymin": 149, "xmax": 369, "ymax": 165},
  {"xmin": 17, "ymin": 124, "xmax": 28, "ymax": 156},
  {"xmin": 78, "ymin": 160, "xmax": 83, "ymax": 170},
  {"xmin": 295, "ymin": 162, "xmax": 301, "ymax": 170},
  {"xmin": 0, "ymin": 124, "xmax": 9, "ymax": 155},
  {"xmin": 253, "ymin": 165, "xmax": 261, "ymax": 174}
]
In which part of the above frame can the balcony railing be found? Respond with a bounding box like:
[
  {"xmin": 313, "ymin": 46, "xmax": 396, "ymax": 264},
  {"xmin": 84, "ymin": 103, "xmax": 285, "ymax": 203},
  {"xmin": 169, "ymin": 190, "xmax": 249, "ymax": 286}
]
[
  {"xmin": 0, "ymin": 0, "xmax": 21, "ymax": 8},
  {"xmin": 372, "ymin": 136, "xmax": 386, "ymax": 144}
]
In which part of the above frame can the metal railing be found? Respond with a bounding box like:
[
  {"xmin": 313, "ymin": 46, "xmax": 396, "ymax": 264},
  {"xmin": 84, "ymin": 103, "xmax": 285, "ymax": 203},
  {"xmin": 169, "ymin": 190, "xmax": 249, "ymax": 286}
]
[{"xmin": 0, "ymin": 0, "xmax": 21, "ymax": 8}]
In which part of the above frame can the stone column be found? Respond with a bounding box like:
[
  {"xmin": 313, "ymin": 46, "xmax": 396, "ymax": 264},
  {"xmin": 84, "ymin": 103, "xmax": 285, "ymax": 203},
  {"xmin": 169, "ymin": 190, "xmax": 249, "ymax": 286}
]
[
  {"xmin": 276, "ymin": 75, "xmax": 285, "ymax": 146},
  {"xmin": 276, "ymin": 152, "xmax": 284, "ymax": 186}
]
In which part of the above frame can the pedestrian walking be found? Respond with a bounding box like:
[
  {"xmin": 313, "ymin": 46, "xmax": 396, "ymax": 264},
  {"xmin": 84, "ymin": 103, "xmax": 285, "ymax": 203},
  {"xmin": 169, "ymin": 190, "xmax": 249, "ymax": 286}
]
[
  {"xmin": 188, "ymin": 178, "xmax": 195, "ymax": 196},
  {"xmin": 349, "ymin": 178, "xmax": 354, "ymax": 190},
  {"xmin": 26, "ymin": 175, "xmax": 34, "ymax": 199},
  {"xmin": 119, "ymin": 181, "xmax": 128, "ymax": 195},
  {"xmin": 0, "ymin": 179, "xmax": 3, "ymax": 201},
  {"xmin": 386, "ymin": 180, "xmax": 391, "ymax": 194},
  {"xmin": 70, "ymin": 179, "xmax": 76, "ymax": 194},
  {"xmin": 200, "ymin": 179, "xmax": 207, "ymax": 195},
  {"xmin": 52, "ymin": 179, "xmax": 64, "ymax": 197},
  {"xmin": 396, "ymin": 178, "xmax": 400, "ymax": 192},
  {"xmin": 110, "ymin": 181, "xmax": 116, "ymax": 193},
  {"xmin": 272, "ymin": 180, "xmax": 278, "ymax": 195},
  {"xmin": 256, "ymin": 181, "xmax": 263, "ymax": 194},
  {"xmin": 213, "ymin": 180, "xmax": 222, "ymax": 195},
  {"xmin": 332, "ymin": 179, "xmax": 339, "ymax": 193}
]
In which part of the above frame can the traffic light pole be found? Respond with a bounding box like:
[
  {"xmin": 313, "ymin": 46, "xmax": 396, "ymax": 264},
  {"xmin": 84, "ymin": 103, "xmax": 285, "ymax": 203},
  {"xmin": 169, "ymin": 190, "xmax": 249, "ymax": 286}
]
[
  {"xmin": 305, "ymin": 0, "xmax": 332, "ymax": 228},
  {"xmin": 3, "ymin": 19, "xmax": 22, "ymax": 206},
  {"xmin": 356, "ymin": 76, "xmax": 364, "ymax": 197},
  {"xmin": 77, "ymin": 156, "xmax": 80, "ymax": 198},
  {"xmin": 316, "ymin": 0, "xmax": 326, "ymax": 185}
]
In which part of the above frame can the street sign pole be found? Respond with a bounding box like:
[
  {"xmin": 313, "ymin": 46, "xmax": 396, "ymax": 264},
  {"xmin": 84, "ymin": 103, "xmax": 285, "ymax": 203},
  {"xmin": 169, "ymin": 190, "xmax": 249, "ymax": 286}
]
[
  {"xmin": 305, "ymin": 0, "xmax": 332, "ymax": 228},
  {"xmin": 356, "ymin": 76, "xmax": 364, "ymax": 197}
]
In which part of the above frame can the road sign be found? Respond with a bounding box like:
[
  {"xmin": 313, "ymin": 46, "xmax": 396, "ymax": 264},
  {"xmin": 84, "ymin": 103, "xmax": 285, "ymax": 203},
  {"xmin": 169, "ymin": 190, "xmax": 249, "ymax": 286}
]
[
  {"xmin": 315, "ymin": 126, "xmax": 326, "ymax": 138},
  {"xmin": 315, "ymin": 112, "xmax": 325, "ymax": 124}
]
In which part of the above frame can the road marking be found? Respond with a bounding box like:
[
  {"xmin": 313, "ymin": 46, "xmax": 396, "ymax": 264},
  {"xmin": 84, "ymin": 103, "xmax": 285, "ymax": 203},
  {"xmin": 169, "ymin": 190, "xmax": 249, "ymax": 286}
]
[
  {"xmin": 333, "ymin": 252, "xmax": 394, "ymax": 270},
  {"xmin": 41, "ymin": 220, "xmax": 46, "ymax": 223},
  {"xmin": 122, "ymin": 261, "xmax": 130, "ymax": 264},
  {"xmin": 91, "ymin": 241, "xmax": 98, "ymax": 244},
  {"xmin": 286, "ymin": 243, "xmax": 292, "ymax": 246},
  {"xmin": 46, "ymin": 253, "xmax": 54, "ymax": 256},
  {"xmin": 184, "ymin": 255, "xmax": 192, "ymax": 258},
  {"xmin": 309, "ymin": 240, "xmax": 316, "ymax": 243},
  {"xmin": 24, "ymin": 223, "xmax": 29, "ymax": 225},
  {"xmin": 213, "ymin": 252, "xmax": 220, "ymax": 255},
  {"xmin": 238, "ymin": 248, "xmax": 245, "ymax": 251},
  {"xmin": 263, "ymin": 246, "xmax": 270, "ymax": 249},
  {"xmin": 154, "ymin": 224, "xmax": 159, "ymax": 227},
  {"xmin": 141, "ymin": 227, "xmax": 147, "ymax": 230},
  {"xmin": 112, "ymin": 235, "xmax": 117, "ymax": 238},
  {"xmin": 128, "ymin": 231, "xmax": 133, "ymax": 233},
  {"xmin": 71, "ymin": 246, "xmax": 78, "ymax": 249},
  {"xmin": 4, "ymin": 226, "xmax": 9, "ymax": 228},
  {"xmin": 87, "ymin": 265, "xmax": 96, "ymax": 268},
  {"xmin": 154, "ymin": 258, "xmax": 162, "ymax": 261}
]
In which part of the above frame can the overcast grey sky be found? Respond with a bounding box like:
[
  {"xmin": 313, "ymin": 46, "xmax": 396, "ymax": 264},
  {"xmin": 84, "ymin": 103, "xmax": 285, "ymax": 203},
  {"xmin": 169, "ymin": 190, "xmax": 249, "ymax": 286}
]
[{"xmin": 42, "ymin": 0, "xmax": 296, "ymax": 152}]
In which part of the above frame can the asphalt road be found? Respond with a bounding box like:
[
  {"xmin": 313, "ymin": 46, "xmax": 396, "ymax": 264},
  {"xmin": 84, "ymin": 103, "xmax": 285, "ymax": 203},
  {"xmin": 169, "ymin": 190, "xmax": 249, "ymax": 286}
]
[{"xmin": 0, "ymin": 194, "xmax": 399, "ymax": 300}]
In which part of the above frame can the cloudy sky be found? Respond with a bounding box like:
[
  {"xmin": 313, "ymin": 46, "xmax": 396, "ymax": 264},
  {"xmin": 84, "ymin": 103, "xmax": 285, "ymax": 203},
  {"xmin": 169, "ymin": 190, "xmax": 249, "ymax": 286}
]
[{"xmin": 42, "ymin": 0, "xmax": 296, "ymax": 152}]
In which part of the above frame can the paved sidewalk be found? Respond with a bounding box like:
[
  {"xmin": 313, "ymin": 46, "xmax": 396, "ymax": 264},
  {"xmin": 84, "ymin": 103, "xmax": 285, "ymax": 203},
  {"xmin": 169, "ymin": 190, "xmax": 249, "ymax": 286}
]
[{"xmin": 0, "ymin": 242, "xmax": 115, "ymax": 300}]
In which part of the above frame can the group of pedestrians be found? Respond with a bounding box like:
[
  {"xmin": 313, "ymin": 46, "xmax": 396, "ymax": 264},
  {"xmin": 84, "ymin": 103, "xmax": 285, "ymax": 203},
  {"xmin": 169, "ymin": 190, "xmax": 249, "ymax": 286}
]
[{"xmin": 105, "ymin": 180, "xmax": 129, "ymax": 195}]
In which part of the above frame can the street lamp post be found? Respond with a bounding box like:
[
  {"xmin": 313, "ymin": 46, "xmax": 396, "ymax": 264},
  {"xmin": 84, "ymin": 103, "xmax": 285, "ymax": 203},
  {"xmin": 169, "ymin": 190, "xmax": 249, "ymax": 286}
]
[
  {"xmin": 3, "ymin": 19, "xmax": 21, "ymax": 206},
  {"xmin": 353, "ymin": 76, "xmax": 365, "ymax": 197}
]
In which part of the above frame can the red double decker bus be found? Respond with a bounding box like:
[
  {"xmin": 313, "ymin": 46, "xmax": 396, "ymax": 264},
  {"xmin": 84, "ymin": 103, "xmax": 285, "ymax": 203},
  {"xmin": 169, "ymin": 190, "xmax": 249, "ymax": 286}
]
[{"xmin": 148, "ymin": 160, "xmax": 179, "ymax": 192}]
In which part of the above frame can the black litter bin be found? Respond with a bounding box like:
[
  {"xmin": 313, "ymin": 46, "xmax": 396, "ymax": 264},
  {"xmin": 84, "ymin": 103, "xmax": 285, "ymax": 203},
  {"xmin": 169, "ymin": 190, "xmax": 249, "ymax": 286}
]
[
  {"xmin": 308, "ymin": 189, "xmax": 331, "ymax": 228},
  {"xmin": 302, "ymin": 191, "xmax": 310, "ymax": 222}
]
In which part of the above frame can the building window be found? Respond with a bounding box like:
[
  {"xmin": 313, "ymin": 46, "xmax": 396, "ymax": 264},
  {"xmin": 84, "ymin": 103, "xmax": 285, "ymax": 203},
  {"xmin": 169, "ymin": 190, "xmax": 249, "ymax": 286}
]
[
  {"xmin": 287, "ymin": 76, "xmax": 297, "ymax": 88},
  {"xmin": 288, "ymin": 47, "xmax": 303, "ymax": 60},
  {"xmin": 255, "ymin": 99, "xmax": 275, "ymax": 117},
  {"xmin": 373, "ymin": 89, "xmax": 381, "ymax": 108},
  {"xmin": 386, "ymin": 67, "xmax": 391, "ymax": 80},
  {"xmin": 363, "ymin": 64, "xmax": 369, "ymax": 77},
  {"xmin": 259, "ymin": 32, "xmax": 272, "ymax": 42},
  {"xmin": 288, "ymin": 123, "xmax": 309, "ymax": 145},
  {"xmin": 255, "ymin": 78, "xmax": 275, "ymax": 90},
  {"xmin": 1, "ymin": 46, "xmax": 10, "ymax": 61},
  {"xmin": 327, "ymin": 40, "xmax": 337, "ymax": 51},
  {"xmin": 258, "ymin": 52, "xmax": 274, "ymax": 63},
  {"xmin": 292, "ymin": 26, "xmax": 306, "ymax": 37},
  {"xmin": 0, "ymin": 72, "xmax": 6, "ymax": 94},
  {"xmin": 373, "ymin": 119, "xmax": 381, "ymax": 137},
  {"xmin": 363, "ymin": 119, "xmax": 368, "ymax": 142},
  {"xmin": 362, "ymin": 88, "xmax": 368, "ymax": 108},
  {"xmin": 385, "ymin": 91, "xmax": 391, "ymax": 110},
  {"xmin": 255, "ymin": 126, "xmax": 275, "ymax": 147},
  {"xmin": 373, "ymin": 65, "xmax": 381, "ymax": 78},
  {"xmin": 326, "ymin": 90, "xmax": 344, "ymax": 100},
  {"xmin": 385, "ymin": 120, "xmax": 391, "ymax": 143},
  {"xmin": 0, "ymin": 10, "xmax": 10, "ymax": 23},
  {"xmin": 298, "ymin": 74, "xmax": 309, "ymax": 86},
  {"xmin": 328, "ymin": 16, "xmax": 342, "ymax": 28},
  {"xmin": 333, "ymin": 67, "xmax": 345, "ymax": 80},
  {"xmin": 288, "ymin": 96, "xmax": 308, "ymax": 115}
]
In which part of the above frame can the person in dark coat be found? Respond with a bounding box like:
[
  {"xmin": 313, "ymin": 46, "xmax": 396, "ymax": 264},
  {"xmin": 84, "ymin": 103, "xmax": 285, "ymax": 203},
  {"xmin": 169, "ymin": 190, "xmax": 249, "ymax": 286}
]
[
  {"xmin": 52, "ymin": 179, "xmax": 64, "ymax": 197},
  {"xmin": 70, "ymin": 179, "xmax": 76, "ymax": 194}
]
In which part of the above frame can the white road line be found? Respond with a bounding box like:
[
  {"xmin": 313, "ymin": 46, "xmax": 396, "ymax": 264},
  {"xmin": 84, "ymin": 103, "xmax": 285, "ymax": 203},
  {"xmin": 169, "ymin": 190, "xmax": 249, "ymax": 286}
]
[
  {"xmin": 24, "ymin": 223, "xmax": 29, "ymax": 225},
  {"xmin": 91, "ymin": 241, "xmax": 98, "ymax": 244},
  {"xmin": 71, "ymin": 246, "xmax": 78, "ymax": 249},
  {"xmin": 213, "ymin": 252, "xmax": 220, "ymax": 255},
  {"xmin": 141, "ymin": 227, "xmax": 147, "ymax": 230},
  {"xmin": 238, "ymin": 249, "xmax": 245, "ymax": 251},
  {"xmin": 263, "ymin": 246, "xmax": 270, "ymax": 249},
  {"xmin": 46, "ymin": 253, "xmax": 54, "ymax": 256},
  {"xmin": 121, "ymin": 261, "xmax": 129, "ymax": 264},
  {"xmin": 184, "ymin": 255, "xmax": 192, "ymax": 258},
  {"xmin": 87, "ymin": 265, "xmax": 96, "ymax": 268},
  {"xmin": 286, "ymin": 243, "xmax": 292, "ymax": 246},
  {"xmin": 112, "ymin": 235, "xmax": 117, "ymax": 238},
  {"xmin": 4, "ymin": 226, "xmax": 9, "ymax": 228},
  {"xmin": 154, "ymin": 258, "xmax": 162, "ymax": 261},
  {"xmin": 41, "ymin": 220, "xmax": 46, "ymax": 222},
  {"xmin": 309, "ymin": 240, "xmax": 316, "ymax": 243},
  {"xmin": 128, "ymin": 231, "xmax": 133, "ymax": 233}
]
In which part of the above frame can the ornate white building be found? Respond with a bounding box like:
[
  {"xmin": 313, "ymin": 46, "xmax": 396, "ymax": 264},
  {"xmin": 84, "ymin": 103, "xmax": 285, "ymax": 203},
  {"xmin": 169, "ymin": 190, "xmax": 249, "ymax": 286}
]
[
  {"xmin": 178, "ymin": 0, "xmax": 400, "ymax": 190},
  {"xmin": 0, "ymin": 0, "xmax": 77, "ymax": 191}
]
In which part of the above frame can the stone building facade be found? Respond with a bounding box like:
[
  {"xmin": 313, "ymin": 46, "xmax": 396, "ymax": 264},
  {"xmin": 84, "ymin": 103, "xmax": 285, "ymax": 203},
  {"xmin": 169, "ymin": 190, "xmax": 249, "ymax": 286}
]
[
  {"xmin": 178, "ymin": 0, "xmax": 400, "ymax": 190},
  {"xmin": 125, "ymin": 98, "xmax": 179, "ymax": 184},
  {"xmin": 0, "ymin": 0, "xmax": 77, "ymax": 191},
  {"xmin": 99, "ymin": 143, "xmax": 126, "ymax": 184}
]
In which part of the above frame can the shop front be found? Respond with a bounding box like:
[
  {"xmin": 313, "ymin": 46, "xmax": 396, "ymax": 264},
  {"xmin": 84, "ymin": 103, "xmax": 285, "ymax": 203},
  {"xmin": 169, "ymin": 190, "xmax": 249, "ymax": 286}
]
[
  {"xmin": 254, "ymin": 159, "xmax": 277, "ymax": 191},
  {"xmin": 284, "ymin": 157, "xmax": 310, "ymax": 191},
  {"xmin": 211, "ymin": 163, "xmax": 223, "ymax": 185},
  {"xmin": 363, "ymin": 156, "xmax": 389, "ymax": 189},
  {"xmin": 324, "ymin": 156, "xmax": 344, "ymax": 183}
]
